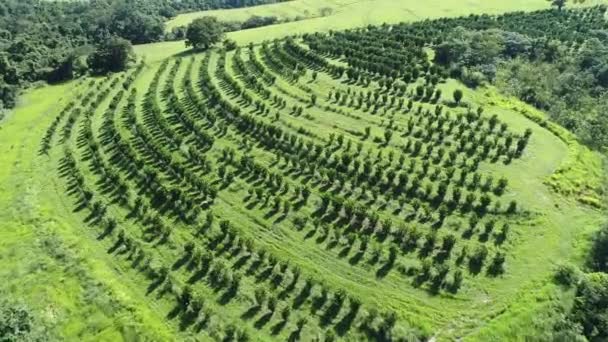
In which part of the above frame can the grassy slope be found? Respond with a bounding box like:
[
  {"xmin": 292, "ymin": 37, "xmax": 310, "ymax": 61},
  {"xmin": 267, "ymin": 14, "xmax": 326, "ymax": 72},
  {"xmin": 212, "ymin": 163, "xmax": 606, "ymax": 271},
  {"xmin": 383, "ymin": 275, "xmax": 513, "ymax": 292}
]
[
  {"xmin": 0, "ymin": 78, "xmax": 179, "ymax": 340},
  {"xmin": 2, "ymin": 1, "xmax": 607, "ymax": 341},
  {"xmin": 166, "ymin": 0, "xmax": 608, "ymax": 42},
  {"xmin": 2, "ymin": 55, "xmax": 602, "ymax": 341},
  {"xmin": 148, "ymin": 0, "xmax": 608, "ymax": 61},
  {"xmin": 446, "ymin": 85, "xmax": 605, "ymax": 340}
]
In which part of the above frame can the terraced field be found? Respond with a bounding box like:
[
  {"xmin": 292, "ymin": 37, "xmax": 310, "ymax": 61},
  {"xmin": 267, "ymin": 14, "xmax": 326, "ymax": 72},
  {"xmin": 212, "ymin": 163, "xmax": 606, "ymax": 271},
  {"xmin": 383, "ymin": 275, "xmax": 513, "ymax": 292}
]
[{"xmin": 1, "ymin": 5, "xmax": 607, "ymax": 342}]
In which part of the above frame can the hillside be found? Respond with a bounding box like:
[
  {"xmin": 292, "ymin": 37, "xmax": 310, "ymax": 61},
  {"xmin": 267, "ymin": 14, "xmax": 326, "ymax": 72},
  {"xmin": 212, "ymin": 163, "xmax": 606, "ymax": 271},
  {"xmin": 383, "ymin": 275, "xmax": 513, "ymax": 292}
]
[
  {"xmin": 1, "ymin": 2, "xmax": 607, "ymax": 342},
  {"xmin": 166, "ymin": 0, "xmax": 608, "ymax": 43}
]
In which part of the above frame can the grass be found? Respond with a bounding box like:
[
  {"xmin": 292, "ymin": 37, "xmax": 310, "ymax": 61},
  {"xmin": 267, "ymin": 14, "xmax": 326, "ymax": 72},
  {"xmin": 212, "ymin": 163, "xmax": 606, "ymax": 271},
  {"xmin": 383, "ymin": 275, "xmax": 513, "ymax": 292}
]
[
  {"xmin": 2, "ymin": 51, "xmax": 603, "ymax": 341},
  {"xmin": 166, "ymin": 0, "xmax": 608, "ymax": 43},
  {"xmin": 0, "ymin": 79, "xmax": 177, "ymax": 341},
  {"xmin": 144, "ymin": 0, "xmax": 608, "ymax": 62},
  {"xmin": 3, "ymin": 2, "xmax": 608, "ymax": 341}
]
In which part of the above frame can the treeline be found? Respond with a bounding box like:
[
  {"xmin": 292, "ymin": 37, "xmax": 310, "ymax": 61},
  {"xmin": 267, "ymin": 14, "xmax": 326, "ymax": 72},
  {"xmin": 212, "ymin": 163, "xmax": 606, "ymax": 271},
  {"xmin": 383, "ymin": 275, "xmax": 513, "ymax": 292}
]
[
  {"xmin": 429, "ymin": 6, "xmax": 608, "ymax": 151},
  {"xmin": 305, "ymin": 5, "xmax": 608, "ymax": 151},
  {"xmin": 0, "ymin": 0, "xmax": 290, "ymax": 113}
]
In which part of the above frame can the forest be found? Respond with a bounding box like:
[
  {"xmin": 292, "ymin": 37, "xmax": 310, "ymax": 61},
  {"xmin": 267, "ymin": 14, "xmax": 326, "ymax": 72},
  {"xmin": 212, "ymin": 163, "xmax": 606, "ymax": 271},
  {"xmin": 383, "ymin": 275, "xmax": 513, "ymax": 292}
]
[{"xmin": 0, "ymin": 0, "xmax": 289, "ymax": 112}]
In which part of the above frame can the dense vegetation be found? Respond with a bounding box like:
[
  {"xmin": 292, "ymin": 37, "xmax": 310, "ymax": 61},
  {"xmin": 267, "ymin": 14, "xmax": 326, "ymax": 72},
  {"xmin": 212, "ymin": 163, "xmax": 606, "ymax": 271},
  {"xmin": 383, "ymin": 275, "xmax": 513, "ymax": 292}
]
[
  {"xmin": 0, "ymin": 299, "xmax": 45, "ymax": 341},
  {"xmin": 0, "ymin": 0, "xmax": 289, "ymax": 113},
  {"xmin": 551, "ymin": 222, "xmax": 608, "ymax": 341}
]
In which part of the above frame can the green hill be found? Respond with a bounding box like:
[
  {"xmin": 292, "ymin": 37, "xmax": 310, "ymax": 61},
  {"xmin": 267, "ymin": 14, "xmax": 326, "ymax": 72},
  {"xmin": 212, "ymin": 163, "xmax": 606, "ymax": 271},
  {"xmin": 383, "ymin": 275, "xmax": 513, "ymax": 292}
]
[{"xmin": 0, "ymin": 2, "xmax": 606, "ymax": 341}]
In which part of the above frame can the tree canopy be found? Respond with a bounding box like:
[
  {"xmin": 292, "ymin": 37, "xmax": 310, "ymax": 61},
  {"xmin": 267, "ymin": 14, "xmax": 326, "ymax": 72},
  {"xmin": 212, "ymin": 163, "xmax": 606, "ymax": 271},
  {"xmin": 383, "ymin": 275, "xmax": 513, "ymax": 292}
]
[
  {"xmin": 185, "ymin": 17, "xmax": 225, "ymax": 50},
  {"xmin": 0, "ymin": 0, "xmax": 287, "ymax": 110},
  {"xmin": 549, "ymin": 0, "xmax": 567, "ymax": 10},
  {"xmin": 0, "ymin": 299, "xmax": 46, "ymax": 341},
  {"xmin": 588, "ymin": 223, "xmax": 608, "ymax": 273},
  {"xmin": 87, "ymin": 37, "xmax": 134, "ymax": 74}
]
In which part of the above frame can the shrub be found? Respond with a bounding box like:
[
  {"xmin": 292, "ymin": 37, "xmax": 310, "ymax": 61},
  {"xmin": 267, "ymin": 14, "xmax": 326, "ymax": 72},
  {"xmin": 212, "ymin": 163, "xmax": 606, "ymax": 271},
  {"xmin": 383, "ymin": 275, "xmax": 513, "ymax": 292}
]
[
  {"xmin": 0, "ymin": 299, "xmax": 47, "ymax": 341},
  {"xmin": 554, "ymin": 263, "xmax": 580, "ymax": 287},
  {"xmin": 453, "ymin": 89, "xmax": 464, "ymax": 104},
  {"xmin": 587, "ymin": 223, "xmax": 608, "ymax": 272},
  {"xmin": 223, "ymin": 39, "xmax": 238, "ymax": 51}
]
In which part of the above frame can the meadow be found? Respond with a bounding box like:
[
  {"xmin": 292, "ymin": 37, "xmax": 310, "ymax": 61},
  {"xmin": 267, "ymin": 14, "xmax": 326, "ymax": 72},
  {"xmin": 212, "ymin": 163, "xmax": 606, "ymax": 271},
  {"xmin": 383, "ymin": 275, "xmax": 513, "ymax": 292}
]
[
  {"xmin": 1, "ymin": 1, "xmax": 607, "ymax": 341},
  {"xmin": 166, "ymin": 0, "xmax": 608, "ymax": 43}
]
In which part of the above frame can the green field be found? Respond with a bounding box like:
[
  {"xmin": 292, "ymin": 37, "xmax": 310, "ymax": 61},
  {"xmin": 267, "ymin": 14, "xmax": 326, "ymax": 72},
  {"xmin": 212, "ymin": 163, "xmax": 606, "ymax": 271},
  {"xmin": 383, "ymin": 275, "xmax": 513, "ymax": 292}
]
[
  {"xmin": 166, "ymin": 0, "xmax": 608, "ymax": 43},
  {"xmin": 1, "ymin": 1, "xmax": 607, "ymax": 341}
]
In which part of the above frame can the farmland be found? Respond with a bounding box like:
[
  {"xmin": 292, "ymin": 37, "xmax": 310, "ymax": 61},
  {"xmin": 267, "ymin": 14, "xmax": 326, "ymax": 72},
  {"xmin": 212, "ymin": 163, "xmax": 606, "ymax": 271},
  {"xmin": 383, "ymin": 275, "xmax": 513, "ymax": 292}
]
[
  {"xmin": 166, "ymin": 0, "xmax": 608, "ymax": 44},
  {"xmin": 1, "ymin": 1, "xmax": 607, "ymax": 342}
]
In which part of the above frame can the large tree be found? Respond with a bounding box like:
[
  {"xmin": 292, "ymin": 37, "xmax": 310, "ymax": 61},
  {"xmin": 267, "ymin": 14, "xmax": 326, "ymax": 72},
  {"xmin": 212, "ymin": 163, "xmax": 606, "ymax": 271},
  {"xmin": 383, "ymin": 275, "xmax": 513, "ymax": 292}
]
[
  {"xmin": 549, "ymin": 0, "xmax": 567, "ymax": 10},
  {"xmin": 588, "ymin": 223, "xmax": 608, "ymax": 272},
  {"xmin": 87, "ymin": 37, "xmax": 134, "ymax": 74},
  {"xmin": 185, "ymin": 17, "xmax": 225, "ymax": 50}
]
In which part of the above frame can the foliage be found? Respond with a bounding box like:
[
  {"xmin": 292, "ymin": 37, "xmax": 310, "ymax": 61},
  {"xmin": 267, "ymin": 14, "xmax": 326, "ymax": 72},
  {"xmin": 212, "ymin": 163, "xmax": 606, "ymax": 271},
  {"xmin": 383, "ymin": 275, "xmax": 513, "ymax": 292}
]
[
  {"xmin": 549, "ymin": 0, "xmax": 567, "ymax": 10},
  {"xmin": 3, "ymin": 2, "xmax": 607, "ymax": 341},
  {"xmin": 552, "ymin": 223, "xmax": 608, "ymax": 341},
  {"xmin": 453, "ymin": 89, "xmax": 463, "ymax": 104},
  {"xmin": 87, "ymin": 37, "xmax": 135, "ymax": 74},
  {"xmin": 241, "ymin": 15, "xmax": 279, "ymax": 30},
  {"xmin": 430, "ymin": 6, "xmax": 608, "ymax": 151},
  {"xmin": 587, "ymin": 223, "xmax": 608, "ymax": 273},
  {"xmin": 0, "ymin": 299, "xmax": 46, "ymax": 341},
  {"xmin": 0, "ymin": 0, "xmax": 287, "ymax": 111},
  {"xmin": 223, "ymin": 39, "xmax": 238, "ymax": 51},
  {"xmin": 554, "ymin": 263, "xmax": 581, "ymax": 287},
  {"xmin": 185, "ymin": 17, "xmax": 225, "ymax": 50},
  {"xmin": 107, "ymin": 2, "xmax": 165, "ymax": 44},
  {"xmin": 567, "ymin": 272, "xmax": 608, "ymax": 341}
]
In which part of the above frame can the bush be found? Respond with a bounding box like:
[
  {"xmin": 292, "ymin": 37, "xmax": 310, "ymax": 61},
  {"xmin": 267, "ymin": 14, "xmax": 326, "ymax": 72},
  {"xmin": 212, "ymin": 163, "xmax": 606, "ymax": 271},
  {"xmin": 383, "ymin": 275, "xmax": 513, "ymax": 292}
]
[
  {"xmin": 0, "ymin": 299, "xmax": 46, "ymax": 341},
  {"xmin": 587, "ymin": 223, "xmax": 608, "ymax": 272},
  {"xmin": 223, "ymin": 39, "xmax": 238, "ymax": 51},
  {"xmin": 460, "ymin": 67, "xmax": 487, "ymax": 88},
  {"xmin": 453, "ymin": 89, "xmax": 464, "ymax": 104},
  {"xmin": 241, "ymin": 15, "xmax": 278, "ymax": 30},
  {"xmin": 569, "ymin": 273, "xmax": 608, "ymax": 340},
  {"xmin": 554, "ymin": 263, "xmax": 580, "ymax": 287}
]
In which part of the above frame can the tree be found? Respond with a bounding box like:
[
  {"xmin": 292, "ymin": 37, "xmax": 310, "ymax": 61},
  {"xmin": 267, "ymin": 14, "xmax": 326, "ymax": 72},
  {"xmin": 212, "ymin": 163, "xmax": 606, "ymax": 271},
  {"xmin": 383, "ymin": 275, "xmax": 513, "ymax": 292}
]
[
  {"xmin": 185, "ymin": 17, "xmax": 225, "ymax": 50},
  {"xmin": 0, "ymin": 300, "xmax": 47, "ymax": 341},
  {"xmin": 0, "ymin": 81, "xmax": 17, "ymax": 110},
  {"xmin": 384, "ymin": 129, "xmax": 393, "ymax": 144},
  {"xmin": 241, "ymin": 15, "xmax": 278, "ymax": 30},
  {"xmin": 109, "ymin": 4, "xmax": 164, "ymax": 44},
  {"xmin": 223, "ymin": 39, "xmax": 238, "ymax": 51},
  {"xmin": 87, "ymin": 37, "xmax": 134, "ymax": 74},
  {"xmin": 453, "ymin": 89, "xmax": 464, "ymax": 104},
  {"xmin": 549, "ymin": 0, "xmax": 567, "ymax": 10},
  {"xmin": 569, "ymin": 273, "xmax": 608, "ymax": 340},
  {"xmin": 588, "ymin": 223, "xmax": 608, "ymax": 272}
]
